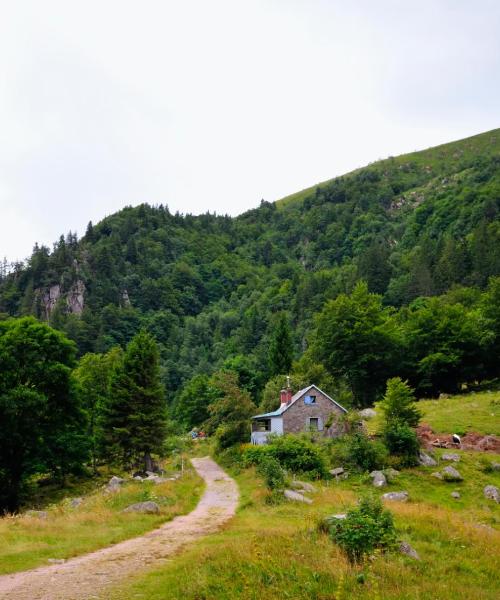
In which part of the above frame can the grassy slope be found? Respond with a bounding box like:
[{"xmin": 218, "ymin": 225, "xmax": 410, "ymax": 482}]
[
  {"xmin": 276, "ymin": 127, "xmax": 500, "ymax": 209},
  {"xmin": 109, "ymin": 394, "xmax": 500, "ymax": 600},
  {"xmin": 368, "ymin": 390, "xmax": 500, "ymax": 436},
  {"xmin": 0, "ymin": 466, "xmax": 204, "ymax": 575},
  {"xmin": 110, "ymin": 456, "xmax": 500, "ymax": 600}
]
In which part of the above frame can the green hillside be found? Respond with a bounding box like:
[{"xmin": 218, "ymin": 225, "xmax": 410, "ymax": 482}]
[{"xmin": 0, "ymin": 128, "xmax": 499, "ymax": 405}]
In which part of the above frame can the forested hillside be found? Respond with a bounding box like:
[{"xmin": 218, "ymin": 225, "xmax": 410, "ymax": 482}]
[{"xmin": 1, "ymin": 128, "xmax": 499, "ymax": 406}]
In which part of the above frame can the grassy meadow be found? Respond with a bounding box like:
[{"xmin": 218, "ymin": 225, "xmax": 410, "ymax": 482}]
[
  {"xmin": 0, "ymin": 462, "xmax": 203, "ymax": 575},
  {"xmin": 109, "ymin": 393, "xmax": 500, "ymax": 600}
]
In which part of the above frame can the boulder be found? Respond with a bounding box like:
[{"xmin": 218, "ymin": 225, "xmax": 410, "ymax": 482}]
[
  {"xmin": 399, "ymin": 541, "xmax": 420, "ymax": 560},
  {"xmin": 133, "ymin": 475, "xmax": 144, "ymax": 481},
  {"xmin": 284, "ymin": 489, "xmax": 313, "ymax": 504},
  {"xmin": 491, "ymin": 463, "xmax": 500, "ymax": 472},
  {"xmin": 451, "ymin": 491, "xmax": 461, "ymax": 499},
  {"xmin": 70, "ymin": 497, "xmax": 83, "ymax": 508},
  {"xmin": 442, "ymin": 466, "xmax": 463, "ymax": 482},
  {"xmin": 484, "ymin": 485, "xmax": 500, "ymax": 503},
  {"xmin": 419, "ymin": 451, "xmax": 437, "ymax": 467},
  {"xmin": 369, "ymin": 471, "xmax": 387, "ymax": 488},
  {"xmin": 360, "ymin": 408, "xmax": 376, "ymax": 420},
  {"xmin": 106, "ymin": 476, "xmax": 125, "ymax": 492},
  {"xmin": 442, "ymin": 453, "xmax": 460, "ymax": 462},
  {"xmin": 123, "ymin": 501, "xmax": 160, "ymax": 514},
  {"xmin": 290, "ymin": 480, "xmax": 316, "ymax": 493},
  {"xmin": 382, "ymin": 491, "xmax": 409, "ymax": 502},
  {"xmin": 330, "ymin": 467, "xmax": 344, "ymax": 477},
  {"xmin": 431, "ymin": 472, "xmax": 443, "ymax": 480}
]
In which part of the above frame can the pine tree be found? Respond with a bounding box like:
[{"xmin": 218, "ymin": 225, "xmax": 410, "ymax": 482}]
[
  {"xmin": 103, "ymin": 331, "xmax": 167, "ymax": 471},
  {"xmin": 380, "ymin": 377, "xmax": 421, "ymax": 428},
  {"xmin": 268, "ymin": 312, "xmax": 293, "ymax": 377}
]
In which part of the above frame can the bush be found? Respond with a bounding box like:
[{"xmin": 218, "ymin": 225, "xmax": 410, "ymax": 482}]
[
  {"xmin": 242, "ymin": 444, "xmax": 270, "ymax": 467},
  {"xmin": 214, "ymin": 421, "xmax": 250, "ymax": 451},
  {"xmin": 266, "ymin": 435, "xmax": 327, "ymax": 478},
  {"xmin": 345, "ymin": 431, "xmax": 388, "ymax": 472},
  {"xmin": 383, "ymin": 422, "xmax": 420, "ymax": 467},
  {"xmin": 256, "ymin": 455, "xmax": 285, "ymax": 491},
  {"xmin": 322, "ymin": 495, "xmax": 397, "ymax": 564}
]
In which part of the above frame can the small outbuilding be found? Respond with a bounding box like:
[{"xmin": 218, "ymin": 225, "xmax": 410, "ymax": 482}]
[{"xmin": 250, "ymin": 383, "xmax": 348, "ymax": 445}]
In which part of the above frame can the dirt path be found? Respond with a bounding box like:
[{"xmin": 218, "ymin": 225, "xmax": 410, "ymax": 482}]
[{"xmin": 0, "ymin": 457, "xmax": 239, "ymax": 600}]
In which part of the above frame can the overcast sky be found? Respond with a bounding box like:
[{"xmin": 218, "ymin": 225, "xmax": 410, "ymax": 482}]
[{"xmin": 1, "ymin": 1, "xmax": 499, "ymax": 261}]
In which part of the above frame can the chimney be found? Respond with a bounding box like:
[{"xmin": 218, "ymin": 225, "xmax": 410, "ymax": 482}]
[{"xmin": 280, "ymin": 385, "xmax": 293, "ymax": 407}]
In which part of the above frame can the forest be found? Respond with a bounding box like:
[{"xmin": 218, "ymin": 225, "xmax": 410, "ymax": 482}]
[{"xmin": 1, "ymin": 128, "xmax": 500, "ymax": 512}]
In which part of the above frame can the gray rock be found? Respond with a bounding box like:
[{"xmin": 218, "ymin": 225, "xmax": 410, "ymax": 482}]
[
  {"xmin": 382, "ymin": 491, "xmax": 409, "ymax": 502},
  {"xmin": 360, "ymin": 408, "xmax": 377, "ymax": 420},
  {"xmin": 369, "ymin": 470, "xmax": 387, "ymax": 488},
  {"xmin": 330, "ymin": 467, "xmax": 345, "ymax": 477},
  {"xmin": 106, "ymin": 476, "xmax": 125, "ymax": 492},
  {"xmin": 123, "ymin": 501, "xmax": 160, "ymax": 514},
  {"xmin": 332, "ymin": 513, "xmax": 346, "ymax": 520},
  {"xmin": 290, "ymin": 480, "xmax": 316, "ymax": 493},
  {"xmin": 491, "ymin": 463, "xmax": 500, "ymax": 472},
  {"xmin": 442, "ymin": 466, "xmax": 463, "ymax": 481},
  {"xmin": 419, "ymin": 451, "xmax": 437, "ymax": 467},
  {"xmin": 133, "ymin": 475, "xmax": 143, "ymax": 481},
  {"xmin": 145, "ymin": 471, "xmax": 156, "ymax": 477},
  {"xmin": 399, "ymin": 541, "xmax": 420, "ymax": 560},
  {"xmin": 47, "ymin": 558, "xmax": 66, "ymax": 564},
  {"xmin": 431, "ymin": 472, "xmax": 443, "ymax": 480},
  {"xmin": 284, "ymin": 489, "xmax": 313, "ymax": 504},
  {"xmin": 26, "ymin": 510, "xmax": 48, "ymax": 519},
  {"xmin": 451, "ymin": 491, "xmax": 461, "ymax": 499},
  {"xmin": 484, "ymin": 485, "xmax": 500, "ymax": 503},
  {"xmin": 442, "ymin": 453, "xmax": 460, "ymax": 462},
  {"xmin": 70, "ymin": 497, "xmax": 83, "ymax": 508}
]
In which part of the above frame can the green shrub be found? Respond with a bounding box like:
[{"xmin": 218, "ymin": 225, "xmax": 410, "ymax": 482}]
[
  {"xmin": 345, "ymin": 431, "xmax": 388, "ymax": 472},
  {"xmin": 242, "ymin": 444, "xmax": 270, "ymax": 467},
  {"xmin": 256, "ymin": 455, "xmax": 285, "ymax": 491},
  {"xmin": 322, "ymin": 495, "xmax": 397, "ymax": 564},
  {"xmin": 266, "ymin": 435, "xmax": 327, "ymax": 478},
  {"xmin": 383, "ymin": 422, "xmax": 420, "ymax": 466}
]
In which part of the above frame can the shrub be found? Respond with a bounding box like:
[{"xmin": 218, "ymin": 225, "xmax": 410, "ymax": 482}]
[
  {"xmin": 345, "ymin": 431, "xmax": 388, "ymax": 472},
  {"xmin": 322, "ymin": 495, "xmax": 397, "ymax": 564},
  {"xmin": 266, "ymin": 435, "xmax": 327, "ymax": 478},
  {"xmin": 256, "ymin": 455, "xmax": 285, "ymax": 491},
  {"xmin": 242, "ymin": 444, "xmax": 270, "ymax": 467},
  {"xmin": 383, "ymin": 422, "xmax": 420, "ymax": 467}
]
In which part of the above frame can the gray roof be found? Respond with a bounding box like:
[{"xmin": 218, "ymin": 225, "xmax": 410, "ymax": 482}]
[{"xmin": 251, "ymin": 384, "xmax": 348, "ymax": 419}]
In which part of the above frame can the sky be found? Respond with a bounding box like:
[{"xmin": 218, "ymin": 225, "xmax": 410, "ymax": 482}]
[{"xmin": 0, "ymin": 1, "xmax": 499, "ymax": 262}]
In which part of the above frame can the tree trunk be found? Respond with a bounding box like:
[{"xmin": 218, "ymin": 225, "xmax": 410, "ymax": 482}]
[{"xmin": 144, "ymin": 451, "xmax": 153, "ymax": 473}]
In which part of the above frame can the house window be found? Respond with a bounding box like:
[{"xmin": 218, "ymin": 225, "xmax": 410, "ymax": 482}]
[
  {"xmin": 309, "ymin": 417, "xmax": 319, "ymax": 431},
  {"xmin": 256, "ymin": 420, "xmax": 271, "ymax": 432},
  {"xmin": 304, "ymin": 395, "xmax": 316, "ymax": 405}
]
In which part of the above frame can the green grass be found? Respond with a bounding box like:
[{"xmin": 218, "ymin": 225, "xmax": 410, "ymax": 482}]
[
  {"xmin": 0, "ymin": 462, "xmax": 204, "ymax": 575},
  {"xmin": 109, "ymin": 453, "xmax": 500, "ymax": 600},
  {"xmin": 368, "ymin": 390, "xmax": 500, "ymax": 436}
]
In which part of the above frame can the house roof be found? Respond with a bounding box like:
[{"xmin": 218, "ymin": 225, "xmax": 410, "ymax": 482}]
[{"xmin": 251, "ymin": 384, "xmax": 348, "ymax": 420}]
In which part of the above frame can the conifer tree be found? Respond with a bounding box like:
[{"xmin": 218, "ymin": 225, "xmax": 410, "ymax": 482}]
[
  {"xmin": 103, "ymin": 330, "xmax": 167, "ymax": 471},
  {"xmin": 268, "ymin": 312, "xmax": 293, "ymax": 377},
  {"xmin": 380, "ymin": 377, "xmax": 421, "ymax": 428}
]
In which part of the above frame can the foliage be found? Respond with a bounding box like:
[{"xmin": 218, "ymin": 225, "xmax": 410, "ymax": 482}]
[
  {"xmin": 205, "ymin": 371, "xmax": 256, "ymax": 450},
  {"xmin": 0, "ymin": 318, "xmax": 87, "ymax": 512},
  {"xmin": 268, "ymin": 312, "xmax": 293, "ymax": 377},
  {"xmin": 265, "ymin": 435, "xmax": 327, "ymax": 478},
  {"xmin": 380, "ymin": 377, "xmax": 421, "ymax": 428},
  {"xmin": 314, "ymin": 282, "xmax": 399, "ymax": 407},
  {"xmin": 171, "ymin": 374, "xmax": 213, "ymax": 431},
  {"xmin": 323, "ymin": 495, "xmax": 397, "ymax": 564},
  {"xmin": 383, "ymin": 423, "xmax": 420, "ymax": 467},
  {"xmin": 256, "ymin": 455, "xmax": 285, "ymax": 491},
  {"xmin": 342, "ymin": 431, "xmax": 388, "ymax": 472},
  {"xmin": 102, "ymin": 330, "xmax": 167, "ymax": 470}
]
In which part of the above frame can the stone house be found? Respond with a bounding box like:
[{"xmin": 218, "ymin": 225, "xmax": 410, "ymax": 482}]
[{"xmin": 250, "ymin": 384, "xmax": 348, "ymax": 445}]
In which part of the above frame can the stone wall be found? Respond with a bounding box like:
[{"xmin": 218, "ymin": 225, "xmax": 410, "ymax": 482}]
[{"xmin": 282, "ymin": 388, "xmax": 345, "ymax": 438}]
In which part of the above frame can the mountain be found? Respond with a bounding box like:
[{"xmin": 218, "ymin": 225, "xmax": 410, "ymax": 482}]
[{"xmin": 0, "ymin": 128, "xmax": 499, "ymax": 398}]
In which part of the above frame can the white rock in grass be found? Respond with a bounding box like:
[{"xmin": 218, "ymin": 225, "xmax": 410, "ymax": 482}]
[
  {"xmin": 442, "ymin": 453, "xmax": 460, "ymax": 462},
  {"xmin": 419, "ymin": 452, "xmax": 437, "ymax": 467},
  {"xmin": 369, "ymin": 471, "xmax": 387, "ymax": 488},
  {"xmin": 451, "ymin": 491, "xmax": 461, "ymax": 499},
  {"xmin": 360, "ymin": 408, "xmax": 377, "ymax": 419},
  {"xmin": 290, "ymin": 480, "xmax": 316, "ymax": 493},
  {"xmin": 382, "ymin": 491, "xmax": 409, "ymax": 502},
  {"xmin": 284, "ymin": 490, "xmax": 313, "ymax": 504},
  {"xmin": 442, "ymin": 466, "xmax": 463, "ymax": 482},
  {"xmin": 399, "ymin": 541, "xmax": 420, "ymax": 560},
  {"xmin": 70, "ymin": 497, "xmax": 83, "ymax": 508},
  {"xmin": 123, "ymin": 501, "xmax": 160, "ymax": 514},
  {"xmin": 484, "ymin": 485, "xmax": 500, "ymax": 503}
]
